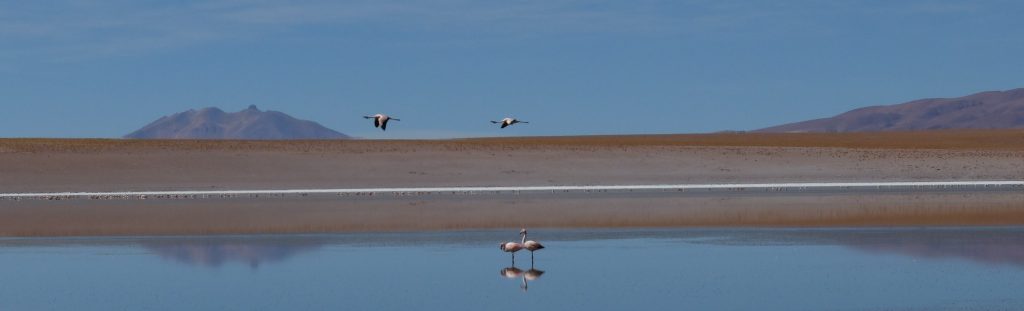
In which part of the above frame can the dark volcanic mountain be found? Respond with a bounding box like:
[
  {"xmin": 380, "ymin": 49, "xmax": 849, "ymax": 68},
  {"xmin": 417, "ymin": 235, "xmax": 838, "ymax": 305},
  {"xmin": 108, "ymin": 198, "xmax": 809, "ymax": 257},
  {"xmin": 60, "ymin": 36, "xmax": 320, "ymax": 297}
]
[
  {"xmin": 759, "ymin": 88, "xmax": 1024, "ymax": 132},
  {"xmin": 125, "ymin": 105, "xmax": 348, "ymax": 139}
]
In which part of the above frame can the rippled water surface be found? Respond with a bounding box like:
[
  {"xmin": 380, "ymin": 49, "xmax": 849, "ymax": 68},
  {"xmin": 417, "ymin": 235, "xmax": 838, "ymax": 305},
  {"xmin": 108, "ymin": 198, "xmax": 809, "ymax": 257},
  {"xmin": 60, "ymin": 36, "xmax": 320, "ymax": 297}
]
[{"xmin": 3, "ymin": 228, "xmax": 1024, "ymax": 310}]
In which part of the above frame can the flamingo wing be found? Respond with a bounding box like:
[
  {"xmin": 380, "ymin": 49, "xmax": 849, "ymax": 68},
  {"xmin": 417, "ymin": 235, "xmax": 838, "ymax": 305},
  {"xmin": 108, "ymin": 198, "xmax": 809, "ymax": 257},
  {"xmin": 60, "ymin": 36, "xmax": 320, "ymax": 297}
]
[{"xmin": 524, "ymin": 240, "xmax": 544, "ymax": 250}]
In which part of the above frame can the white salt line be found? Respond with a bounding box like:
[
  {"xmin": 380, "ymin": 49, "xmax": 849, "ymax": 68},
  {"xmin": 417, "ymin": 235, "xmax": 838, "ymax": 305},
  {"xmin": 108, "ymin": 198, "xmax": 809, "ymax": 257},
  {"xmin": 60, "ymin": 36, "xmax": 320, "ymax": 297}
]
[{"xmin": 1, "ymin": 181, "xmax": 1022, "ymax": 199}]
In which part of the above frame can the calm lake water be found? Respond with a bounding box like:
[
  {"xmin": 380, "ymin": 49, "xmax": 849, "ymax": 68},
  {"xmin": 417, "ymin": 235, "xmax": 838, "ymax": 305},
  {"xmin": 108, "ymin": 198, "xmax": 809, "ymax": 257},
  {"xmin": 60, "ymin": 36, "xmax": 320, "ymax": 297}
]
[{"xmin": 2, "ymin": 228, "xmax": 1024, "ymax": 310}]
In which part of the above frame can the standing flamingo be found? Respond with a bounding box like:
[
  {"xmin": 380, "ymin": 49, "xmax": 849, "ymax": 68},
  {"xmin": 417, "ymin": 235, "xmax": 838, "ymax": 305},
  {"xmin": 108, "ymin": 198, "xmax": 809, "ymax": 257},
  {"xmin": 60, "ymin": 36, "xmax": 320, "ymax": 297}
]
[
  {"xmin": 520, "ymin": 228, "xmax": 545, "ymax": 265},
  {"xmin": 363, "ymin": 114, "xmax": 400, "ymax": 131},
  {"xmin": 499, "ymin": 241, "xmax": 523, "ymax": 264}
]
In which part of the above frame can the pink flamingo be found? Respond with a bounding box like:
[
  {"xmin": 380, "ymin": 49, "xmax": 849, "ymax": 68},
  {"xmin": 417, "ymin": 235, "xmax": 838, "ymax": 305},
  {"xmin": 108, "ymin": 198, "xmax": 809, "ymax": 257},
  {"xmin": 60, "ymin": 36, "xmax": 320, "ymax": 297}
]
[
  {"xmin": 500, "ymin": 241, "xmax": 523, "ymax": 264},
  {"xmin": 520, "ymin": 228, "xmax": 545, "ymax": 265}
]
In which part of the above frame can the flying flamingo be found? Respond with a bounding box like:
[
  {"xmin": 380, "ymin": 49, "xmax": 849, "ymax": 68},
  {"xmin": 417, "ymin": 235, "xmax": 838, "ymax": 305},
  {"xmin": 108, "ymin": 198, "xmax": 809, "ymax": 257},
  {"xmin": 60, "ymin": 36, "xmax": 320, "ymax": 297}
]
[
  {"xmin": 491, "ymin": 117, "xmax": 528, "ymax": 128},
  {"xmin": 363, "ymin": 114, "xmax": 400, "ymax": 131},
  {"xmin": 520, "ymin": 228, "xmax": 545, "ymax": 264}
]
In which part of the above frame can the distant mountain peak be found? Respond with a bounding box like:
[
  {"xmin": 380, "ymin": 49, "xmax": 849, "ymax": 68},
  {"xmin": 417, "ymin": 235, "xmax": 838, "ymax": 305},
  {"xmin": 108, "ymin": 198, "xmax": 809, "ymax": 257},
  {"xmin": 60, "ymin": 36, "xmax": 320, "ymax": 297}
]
[
  {"xmin": 199, "ymin": 107, "xmax": 225, "ymax": 113},
  {"xmin": 758, "ymin": 87, "xmax": 1024, "ymax": 132},
  {"xmin": 125, "ymin": 106, "xmax": 348, "ymax": 140}
]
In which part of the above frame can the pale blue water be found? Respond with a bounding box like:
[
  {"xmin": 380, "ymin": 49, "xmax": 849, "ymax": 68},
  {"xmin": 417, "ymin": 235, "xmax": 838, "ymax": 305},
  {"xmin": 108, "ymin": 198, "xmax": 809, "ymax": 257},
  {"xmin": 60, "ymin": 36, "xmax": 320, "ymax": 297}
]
[{"xmin": 2, "ymin": 228, "xmax": 1024, "ymax": 310}]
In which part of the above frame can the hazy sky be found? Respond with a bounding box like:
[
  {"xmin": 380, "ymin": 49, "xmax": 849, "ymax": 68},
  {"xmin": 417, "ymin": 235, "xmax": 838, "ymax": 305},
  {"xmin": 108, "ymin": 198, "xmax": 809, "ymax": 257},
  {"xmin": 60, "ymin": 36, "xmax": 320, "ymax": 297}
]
[{"xmin": 2, "ymin": 0, "xmax": 1023, "ymax": 138}]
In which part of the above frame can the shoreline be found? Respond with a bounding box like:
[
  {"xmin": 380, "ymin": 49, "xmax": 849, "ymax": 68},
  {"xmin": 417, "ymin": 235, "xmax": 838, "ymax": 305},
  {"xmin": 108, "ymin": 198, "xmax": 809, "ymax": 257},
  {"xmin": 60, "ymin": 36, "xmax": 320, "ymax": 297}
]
[
  {"xmin": 4, "ymin": 191, "xmax": 1024, "ymax": 237},
  {"xmin": 3, "ymin": 181, "xmax": 1022, "ymax": 200},
  {"xmin": 3, "ymin": 131, "xmax": 1024, "ymax": 236}
]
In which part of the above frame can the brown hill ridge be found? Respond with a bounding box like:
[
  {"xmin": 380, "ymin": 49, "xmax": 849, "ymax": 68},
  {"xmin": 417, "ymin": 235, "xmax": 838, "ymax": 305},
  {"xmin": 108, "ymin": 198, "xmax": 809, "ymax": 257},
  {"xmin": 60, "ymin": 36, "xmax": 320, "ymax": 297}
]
[
  {"xmin": 759, "ymin": 88, "xmax": 1024, "ymax": 132},
  {"xmin": 125, "ymin": 105, "xmax": 348, "ymax": 139}
]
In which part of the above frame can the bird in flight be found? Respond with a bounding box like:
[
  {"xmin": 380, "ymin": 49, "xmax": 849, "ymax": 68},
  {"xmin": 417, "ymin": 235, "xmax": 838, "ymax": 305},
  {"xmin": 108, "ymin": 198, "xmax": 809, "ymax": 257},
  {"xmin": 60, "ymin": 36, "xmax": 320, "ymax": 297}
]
[
  {"xmin": 363, "ymin": 114, "xmax": 400, "ymax": 131},
  {"xmin": 491, "ymin": 117, "xmax": 528, "ymax": 129}
]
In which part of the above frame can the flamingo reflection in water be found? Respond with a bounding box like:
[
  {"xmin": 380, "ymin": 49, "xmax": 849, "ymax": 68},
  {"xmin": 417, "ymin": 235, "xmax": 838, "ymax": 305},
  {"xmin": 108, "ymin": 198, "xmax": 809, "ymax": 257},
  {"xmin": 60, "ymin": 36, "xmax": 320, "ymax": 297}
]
[
  {"xmin": 499, "ymin": 266, "xmax": 546, "ymax": 292},
  {"xmin": 500, "ymin": 266, "xmax": 524, "ymax": 279},
  {"xmin": 521, "ymin": 268, "xmax": 545, "ymax": 291}
]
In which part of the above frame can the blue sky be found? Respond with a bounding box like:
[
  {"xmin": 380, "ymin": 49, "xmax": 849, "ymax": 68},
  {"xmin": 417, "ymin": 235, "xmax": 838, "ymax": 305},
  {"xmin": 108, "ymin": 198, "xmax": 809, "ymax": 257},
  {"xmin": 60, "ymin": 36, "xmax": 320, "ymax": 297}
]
[{"xmin": 2, "ymin": 0, "xmax": 1023, "ymax": 138}]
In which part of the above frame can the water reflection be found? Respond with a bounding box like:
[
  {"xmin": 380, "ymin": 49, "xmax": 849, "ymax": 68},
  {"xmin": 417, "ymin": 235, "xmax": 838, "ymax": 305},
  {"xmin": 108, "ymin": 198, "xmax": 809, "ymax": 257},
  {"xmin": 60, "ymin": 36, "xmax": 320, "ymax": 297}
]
[
  {"xmin": 500, "ymin": 266, "xmax": 524, "ymax": 278},
  {"xmin": 5, "ymin": 228, "xmax": 1024, "ymax": 310},
  {"xmin": 522, "ymin": 268, "xmax": 545, "ymax": 291},
  {"xmin": 499, "ymin": 266, "xmax": 546, "ymax": 291},
  {"xmin": 671, "ymin": 228, "xmax": 1024, "ymax": 269},
  {"xmin": 832, "ymin": 229, "xmax": 1024, "ymax": 268},
  {"xmin": 140, "ymin": 237, "xmax": 326, "ymax": 268}
]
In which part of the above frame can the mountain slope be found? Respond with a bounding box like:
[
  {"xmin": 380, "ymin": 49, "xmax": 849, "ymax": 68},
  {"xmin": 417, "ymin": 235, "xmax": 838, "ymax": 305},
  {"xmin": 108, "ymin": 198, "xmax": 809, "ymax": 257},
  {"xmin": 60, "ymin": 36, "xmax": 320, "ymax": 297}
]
[
  {"xmin": 759, "ymin": 88, "xmax": 1024, "ymax": 132},
  {"xmin": 125, "ymin": 105, "xmax": 348, "ymax": 139}
]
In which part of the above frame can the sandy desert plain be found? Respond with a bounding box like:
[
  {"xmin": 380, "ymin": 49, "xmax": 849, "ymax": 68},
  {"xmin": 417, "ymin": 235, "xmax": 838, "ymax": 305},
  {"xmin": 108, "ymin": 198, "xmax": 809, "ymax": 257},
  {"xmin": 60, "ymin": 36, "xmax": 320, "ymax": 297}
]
[{"xmin": 2, "ymin": 130, "xmax": 1024, "ymax": 236}]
